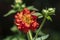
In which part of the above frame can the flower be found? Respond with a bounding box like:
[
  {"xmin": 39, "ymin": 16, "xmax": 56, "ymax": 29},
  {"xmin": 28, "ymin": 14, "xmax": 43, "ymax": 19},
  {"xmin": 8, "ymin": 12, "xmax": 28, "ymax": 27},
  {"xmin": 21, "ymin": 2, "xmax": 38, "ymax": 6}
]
[{"xmin": 14, "ymin": 8, "xmax": 39, "ymax": 33}]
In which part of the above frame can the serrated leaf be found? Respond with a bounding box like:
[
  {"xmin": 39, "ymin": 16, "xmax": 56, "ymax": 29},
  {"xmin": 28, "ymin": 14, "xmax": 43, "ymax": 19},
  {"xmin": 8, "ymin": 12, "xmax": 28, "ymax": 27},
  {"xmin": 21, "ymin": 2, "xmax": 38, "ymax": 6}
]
[
  {"xmin": 11, "ymin": 25, "xmax": 18, "ymax": 32},
  {"xmin": 27, "ymin": 6, "xmax": 38, "ymax": 11},
  {"xmin": 4, "ymin": 10, "xmax": 16, "ymax": 17},
  {"xmin": 35, "ymin": 34, "xmax": 49, "ymax": 40},
  {"xmin": 46, "ymin": 16, "xmax": 52, "ymax": 21}
]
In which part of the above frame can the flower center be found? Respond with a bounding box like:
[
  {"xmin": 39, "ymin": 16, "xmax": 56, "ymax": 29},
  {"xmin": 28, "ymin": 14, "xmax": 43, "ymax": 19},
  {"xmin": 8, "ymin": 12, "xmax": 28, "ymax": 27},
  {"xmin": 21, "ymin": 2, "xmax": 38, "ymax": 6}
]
[{"xmin": 22, "ymin": 14, "xmax": 32, "ymax": 25}]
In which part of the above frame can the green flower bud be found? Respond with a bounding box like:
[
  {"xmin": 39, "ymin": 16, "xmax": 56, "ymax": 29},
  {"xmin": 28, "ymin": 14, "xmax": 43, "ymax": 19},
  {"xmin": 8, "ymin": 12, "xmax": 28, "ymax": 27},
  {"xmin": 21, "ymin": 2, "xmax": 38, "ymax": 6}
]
[
  {"xmin": 48, "ymin": 8, "xmax": 55, "ymax": 15},
  {"xmin": 42, "ymin": 9, "xmax": 49, "ymax": 15},
  {"xmin": 15, "ymin": 0, "xmax": 22, "ymax": 3}
]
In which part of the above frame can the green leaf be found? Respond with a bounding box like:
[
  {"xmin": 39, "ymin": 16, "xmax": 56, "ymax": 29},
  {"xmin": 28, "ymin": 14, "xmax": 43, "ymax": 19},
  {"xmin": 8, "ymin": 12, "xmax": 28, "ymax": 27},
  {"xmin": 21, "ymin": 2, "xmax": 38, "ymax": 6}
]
[
  {"xmin": 3, "ymin": 32, "xmax": 26, "ymax": 40},
  {"xmin": 38, "ymin": 31, "xmax": 46, "ymax": 36},
  {"xmin": 4, "ymin": 10, "xmax": 16, "ymax": 17},
  {"xmin": 46, "ymin": 16, "xmax": 52, "ymax": 21},
  {"xmin": 16, "ymin": 32, "xmax": 26, "ymax": 40},
  {"xmin": 27, "ymin": 6, "xmax": 38, "ymax": 11},
  {"xmin": 15, "ymin": 3, "xmax": 20, "ymax": 8},
  {"xmin": 32, "ymin": 12, "xmax": 41, "ymax": 16},
  {"xmin": 38, "ymin": 16, "xmax": 43, "ymax": 18},
  {"xmin": 11, "ymin": 25, "xmax": 18, "ymax": 32},
  {"xmin": 12, "ymin": 37, "xmax": 18, "ymax": 40},
  {"xmin": 11, "ymin": 25, "xmax": 26, "ymax": 40},
  {"xmin": 21, "ymin": 4, "xmax": 26, "ymax": 8},
  {"xmin": 35, "ymin": 34, "xmax": 49, "ymax": 40},
  {"xmin": 12, "ymin": 3, "xmax": 21, "ymax": 10},
  {"xmin": 12, "ymin": 3, "xmax": 20, "ymax": 8},
  {"xmin": 3, "ymin": 34, "xmax": 26, "ymax": 40},
  {"xmin": 3, "ymin": 36, "xmax": 12, "ymax": 40},
  {"xmin": 32, "ymin": 12, "xmax": 43, "ymax": 18}
]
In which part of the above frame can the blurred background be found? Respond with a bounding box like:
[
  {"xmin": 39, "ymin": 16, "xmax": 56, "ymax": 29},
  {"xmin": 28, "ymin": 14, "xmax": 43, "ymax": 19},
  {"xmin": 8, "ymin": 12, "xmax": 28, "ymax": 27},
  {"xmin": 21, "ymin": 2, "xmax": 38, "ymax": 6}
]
[{"xmin": 0, "ymin": 0, "xmax": 60, "ymax": 40}]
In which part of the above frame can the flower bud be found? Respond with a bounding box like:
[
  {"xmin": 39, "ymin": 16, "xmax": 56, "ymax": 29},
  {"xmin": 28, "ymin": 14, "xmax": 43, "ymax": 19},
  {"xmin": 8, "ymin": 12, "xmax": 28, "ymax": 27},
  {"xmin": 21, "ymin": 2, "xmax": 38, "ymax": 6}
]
[{"xmin": 15, "ymin": 0, "xmax": 22, "ymax": 3}]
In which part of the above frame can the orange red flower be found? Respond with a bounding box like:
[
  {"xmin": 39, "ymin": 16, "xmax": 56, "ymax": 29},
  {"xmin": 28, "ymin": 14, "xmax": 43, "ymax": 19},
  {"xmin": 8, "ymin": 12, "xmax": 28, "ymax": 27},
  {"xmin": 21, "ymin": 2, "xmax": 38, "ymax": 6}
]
[{"xmin": 14, "ymin": 8, "xmax": 39, "ymax": 33}]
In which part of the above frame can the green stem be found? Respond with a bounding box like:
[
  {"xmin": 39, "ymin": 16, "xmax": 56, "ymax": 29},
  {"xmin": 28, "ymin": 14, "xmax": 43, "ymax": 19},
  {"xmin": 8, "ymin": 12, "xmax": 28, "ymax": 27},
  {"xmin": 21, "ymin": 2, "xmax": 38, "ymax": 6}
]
[
  {"xmin": 34, "ymin": 17, "xmax": 46, "ymax": 40},
  {"xmin": 27, "ymin": 30, "xmax": 33, "ymax": 40}
]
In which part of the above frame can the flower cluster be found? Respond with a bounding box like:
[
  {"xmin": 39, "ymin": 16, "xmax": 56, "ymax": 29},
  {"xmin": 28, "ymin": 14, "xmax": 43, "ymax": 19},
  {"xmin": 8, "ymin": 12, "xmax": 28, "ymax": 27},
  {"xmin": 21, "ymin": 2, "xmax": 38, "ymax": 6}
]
[{"xmin": 14, "ymin": 8, "xmax": 39, "ymax": 33}]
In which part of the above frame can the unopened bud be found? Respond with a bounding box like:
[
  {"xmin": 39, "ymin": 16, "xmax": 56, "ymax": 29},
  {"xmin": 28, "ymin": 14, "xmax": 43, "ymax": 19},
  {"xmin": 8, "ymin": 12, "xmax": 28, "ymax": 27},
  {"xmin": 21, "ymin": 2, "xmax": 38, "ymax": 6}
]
[
  {"xmin": 42, "ymin": 9, "xmax": 48, "ymax": 15},
  {"xmin": 48, "ymin": 8, "xmax": 55, "ymax": 13},
  {"xmin": 15, "ymin": 0, "xmax": 22, "ymax": 3},
  {"xmin": 48, "ymin": 8, "xmax": 55, "ymax": 15}
]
